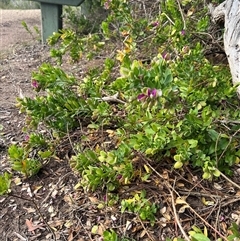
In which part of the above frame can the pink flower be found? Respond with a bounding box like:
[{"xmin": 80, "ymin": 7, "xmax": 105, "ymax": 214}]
[
  {"xmin": 162, "ymin": 52, "xmax": 170, "ymax": 60},
  {"xmin": 180, "ymin": 29, "xmax": 186, "ymax": 35},
  {"xmin": 151, "ymin": 21, "xmax": 159, "ymax": 27},
  {"xmin": 104, "ymin": 0, "xmax": 112, "ymax": 9},
  {"xmin": 148, "ymin": 88, "xmax": 162, "ymax": 98},
  {"xmin": 137, "ymin": 93, "xmax": 147, "ymax": 101},
  {"xmin": 138, "ymin": 88, "xmax": 162, "ymax": 101},
  {"xmin": 32, "ymin": 80, "xmax": 39, "ymax": 88}
]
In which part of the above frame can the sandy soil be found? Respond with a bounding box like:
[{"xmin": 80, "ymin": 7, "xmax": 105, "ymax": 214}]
[
  {"xmin": 0, "ymin": 9, "xmax": 45, "ymax": 107},
  {"xmin": 0, "ymin": 9, "xmax": 49, "ymax": 151},
  {"xmin": 0, "ymin": 9, "xmax": 41, "ymax": 52}
]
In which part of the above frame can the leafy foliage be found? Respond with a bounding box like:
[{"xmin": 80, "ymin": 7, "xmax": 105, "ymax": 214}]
[
  {"xmin": 0, "ymin": 172, "xmax": 11, "ymax": 195},
  {"xmin": 21, "ymin": 21, "xmax": 41, "ymax": 41},
  {"xmin": 227, "ymin": 223, "xmax": 240, "ymax": 241},
  {"xmin": 17, "ymin": 63, "xmax": 92, "ymax": 133},
  {"xmin": 121, "ymin": 190, "xmax": 158, "ymax": 225},
  {"xmin": 103, "ymin": 229, "xmax": 133, "ymax": 241},
  {"xmin": 0, "ymin": 0, "xmax": 39, "ymax": 9},
  {"xmin": 8, "ymin": 133, "xmax": 50, "ymax": 177}
]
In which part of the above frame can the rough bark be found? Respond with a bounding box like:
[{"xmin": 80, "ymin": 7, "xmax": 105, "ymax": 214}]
[
  {"xmin": 208, "ymin": 1, "xmax": 225, "ymax": 24},
  {"xmin": 224, "ymin": 0, "xmax": 240, "ymax": 97},
  {"xmin": 209, "ymin": 0, "xmax": 240, "ymax": 97}
]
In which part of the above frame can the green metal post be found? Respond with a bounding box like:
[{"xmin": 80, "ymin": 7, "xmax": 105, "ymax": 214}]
[{"xmin": 40, "ymin": 2, "xmax": 62, "ymax": 42}]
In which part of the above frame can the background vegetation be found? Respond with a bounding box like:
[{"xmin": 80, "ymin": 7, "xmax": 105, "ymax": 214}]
[{"xmin": 0, "ymin": 0, "xmax": 40, "ymax": 9}]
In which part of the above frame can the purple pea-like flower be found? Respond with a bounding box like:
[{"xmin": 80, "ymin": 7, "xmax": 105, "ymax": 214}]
[
  {"xmin": 32, "ymin": 80, "xmax": 39, "ymax": 88},
  {"xmin": 151, "ymin": 21, "xmax": 159, "ymax": 27},
  {"xmin": 138, "ymin": 88, "xmax": 162, "ymax": 102},
  {"xmin": 220, "ymin": 216, "xmax": 224, "ymax": 221},
  {"xmin": 104, "ymin": 0, "xmax": 111, "ymax": 9},
  {"xmin": 180, "ymin": 29, "xmax": 186, "ymax": 35},
  {"xmin": 148, "ymin": 88, "xmax": 162, "ymax": 98},
  {"xmin": 117, "ymin": 174, "xmax": 122, "ymax": 180},
  {"xmin": 162, "ymin": 52, "xmax": 170, "ymax": 60},
  {"xmin": 25, "ymin": 135, "xmax": 30, "ymax": 141},
  {"xmin": 148, "ymin": 88, "xmax": 157, "ymax": 98},
  {"xmin": 137, "ymin": 93, "xmax": 147, "ymax": 101}
]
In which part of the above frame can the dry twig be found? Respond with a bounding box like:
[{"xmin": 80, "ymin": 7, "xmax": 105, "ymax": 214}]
[
  {"xmin": 41, "ymin": 171, "xmax": 73, "ymax": 205},
  {"xmin": 219, "ymin": 171, "xmax": 240, "ymax": 190},
  {"xmin": 169, "ymin": 188, "xmax": 190, "ymax": 241},
  {"xmin": 137, "ymin": 216, "xmax": 156, "ymax": 241},
  {"xmin": 136, "ymin": 151, "xmax": 229, "ymax": 241}
]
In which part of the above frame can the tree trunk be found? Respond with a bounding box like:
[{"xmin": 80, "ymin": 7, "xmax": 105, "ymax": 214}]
[
  {"xmin": 209, "ymin": 0, "xmax": 240, "ymax": 97},
  {"xmin": 224, "ymin": 0, "xmax": 240, "ymax": 97}
]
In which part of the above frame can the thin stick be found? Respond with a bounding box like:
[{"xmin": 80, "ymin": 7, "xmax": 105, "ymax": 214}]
[
  {"xmin": 217, "ymin": 129, "xmax": 240, "ymax": 165},
  {"xmin": 79, "ymin": 219, "xmax": 94, "ymax": 241},
  {"xmin": 188, "ymin": 204, "xmax": 228, "ymax": 241},
  {"xmin": 219, "ymin": 171, "xmax": 240, "ymax": 190},
  {"xmin": 137, "ymin": 216, "xmax": 156, "ymax": 241},
  {"xmin": 136, "ymin": 151, "xmax": 189, "ymax": 239},
  {"xmin": 41, "ymin": 171, "xmax": 72, "ymax": 205},
  {"xmin": 169, "ymin": 189, "xmax": 190, "ymax": 241},
  {"xmin": 176, "ymin": 0, "xmax": 186, "ymax": 30},
  {"xmin": 214, "ymin": 202, "xmax": 222, "ymax": 239},
  {"xmin": 66, "ymin": 123, "xmax": 77, "ymax": 155}
]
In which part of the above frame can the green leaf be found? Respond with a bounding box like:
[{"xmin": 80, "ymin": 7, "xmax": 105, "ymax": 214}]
[
  {"xmin": 91, "ymin": 225, "xmax": 99, "ymax": 234},
  {"xmin": 98, "ymin": 156, "xmax": 105, "ymax": 162},
  {"xmin": 188, "ymin": 139, "xmax": 198, "ymax": 148},
  {"xmin": 174, "ymin": 161, "xmax": 183, "ymax": 169},
  {"xmin": 103, "ymin": 229, "xmax": 118, "ymax": 241},
  {"xmin": 8, "ymin": 145, "xmax": 24, "ymax": 161},
  {"xmin": 145, "ymin": 148, "xmax": 154, "ymax": 155},
  {"xmin": 101, "ymin": 21, "xmax": 109, "ymax": 36},
  {"xmin": 220, "ymin": 133, "xmax": 229, "ymax": 139},
  {"xmin": 38, "ymin": 150, "xmax": 52, "ymax": 159},
  {"xmin": 191, "ymin": 233, "xmax": 211, "ymax": 241},
  {"xmin": 207, "ymin": 129, "xmax": 219, "ymax": 141},
  {"xmin": 120, "ymin": 67, "xmax": 130, "ymax": 77},
  {"xmin": 213, "ymin": 169, "xmax": 221, "ymax": 177},
  {"xmin": 88, "ymin": 123, "xmax": 99, "ymax": 129},
  {"xmin": 107, "ymin": 183, "xmax": 116, "ymax": 191},
  {"xmin": 174, "ymin": 154, "xmax": 183, "ymax": 162},
  {"xmin": 0, "ymin": 172, "xmax": 12, "ymax": 195},
  {"xmin": 106, "ymin": 153, "xmax": 117, "ymax": 165},
  {"xmin": 202, "ymin": 172, "xmax": 211, "ymax": 179}
]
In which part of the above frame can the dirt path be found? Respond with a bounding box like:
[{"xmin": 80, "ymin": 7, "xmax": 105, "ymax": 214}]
[
  {"xmin": 0, "ymin": 10, "xmax": 49, "ymax": 164},
  {"xmin": 0, "ymin": 9, "xmax": 41, "ymax": 52},
  {"xmin": 0, "ymin": 10, "xmax": 47, "ymax": 108}
]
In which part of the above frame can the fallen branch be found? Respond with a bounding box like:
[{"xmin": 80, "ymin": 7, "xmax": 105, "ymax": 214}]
[
  {"xmin": 219, "ymin": 170, "xmax": 240, "ymax": 190},
  {"xmin": 169, "ymin": 189, "xmax": 190, "ymax": 241}
]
